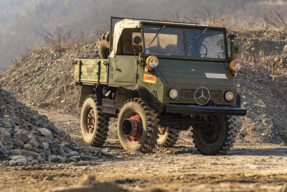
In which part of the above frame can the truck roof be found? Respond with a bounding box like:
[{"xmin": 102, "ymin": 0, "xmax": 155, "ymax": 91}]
[
  {"xmin": 141, "ymin": 20, "xmax": 227, "ymax": 30},
  {"xmin": 111, "ymin": 17, "xmax": 227, "ymax": 31}
]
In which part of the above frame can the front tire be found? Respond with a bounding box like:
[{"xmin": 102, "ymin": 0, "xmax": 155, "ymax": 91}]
[
  {"xmin": 192, "ymin": 115, "xmax": 238, "ymax": 155},
  {"xmin": 117, "ymin": 98, "xmax": 158, "ymax": 153},
  {"xmin": 81, "ymin": 95, "xmax": 109, "ymax": 147},
  {"xmin": 157, "ymin": 126, "xmax": 179, "ymax": 147}
]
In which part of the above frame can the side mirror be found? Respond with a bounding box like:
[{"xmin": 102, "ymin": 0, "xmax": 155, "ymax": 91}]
[
  {"xmin": 133, "ymin": 36, "xmax": 141, "ymax": 45},
  {"xmin": 228, "ymin": 34, "xmax": 237, "ymax": 39},
  {"xmin": 228, "ymin": 34, "xmax": 237, "ymax": 60}
]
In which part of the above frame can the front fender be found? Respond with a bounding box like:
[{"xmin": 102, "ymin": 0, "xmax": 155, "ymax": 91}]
[{"xmin": 114, "ymin": 84, "xmax": 164, "ymax": 113}]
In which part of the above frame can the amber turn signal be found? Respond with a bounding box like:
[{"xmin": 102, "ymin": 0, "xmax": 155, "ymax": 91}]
[
  {"xmin": 229, "ymin": 60, "xmax": 241, "ymax": 72},
  {"xmin": 145, "ymin": 66, "xmax": 149, "ymax": 72}
]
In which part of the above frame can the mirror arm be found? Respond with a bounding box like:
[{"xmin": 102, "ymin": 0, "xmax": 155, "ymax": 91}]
[{"xmin": 228, "ymin": 34, "xmax": 237, "ymax": 60}]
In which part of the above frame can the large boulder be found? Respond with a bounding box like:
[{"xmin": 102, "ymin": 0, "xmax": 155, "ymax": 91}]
[
  {"xmin": 39, "ymin": 128, "xmax": 52, "ymax": 137},
  {"xmin": 14, "ymin": 129, "xmax": 32, "ymax": 143}
]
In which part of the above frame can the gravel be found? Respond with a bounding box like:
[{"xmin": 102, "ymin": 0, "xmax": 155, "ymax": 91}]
[{"xmin": 0, "ymin": 88, "xmax": 112, "ymax": 166}]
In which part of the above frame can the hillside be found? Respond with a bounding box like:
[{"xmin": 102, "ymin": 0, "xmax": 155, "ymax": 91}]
[
  {"xmin": 1, "ymin": 35, "xmax": 287, "ymax": 145},
  {"xmin": 0, "ymin": 43, "xmax": 99, "ymax": 116}
]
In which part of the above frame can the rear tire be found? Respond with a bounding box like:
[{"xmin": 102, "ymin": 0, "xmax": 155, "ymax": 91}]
[
  {"xmin": 81, "ymin": 95, "xmax": 109, "ymax": 147},
  {"xmin": 117, "ymin": 98, "xmax": 159, "ymax": 153},
  {"xmin": 157, "ymin": 126, "xmax": 179, "ymax": 147},
  {"xmin": 192, "ymin": 115, "xmax": 238, "ymax": 155},
  {"xmin": 97, "ymin": 32, "xmax": 110, "ymax": 59}
]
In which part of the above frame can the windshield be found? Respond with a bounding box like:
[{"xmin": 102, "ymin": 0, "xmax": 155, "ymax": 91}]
[
  {"xmin": 143, "ymin": 26, "xmax": 226, "ymax": 59},
  {"xmin": 186, "ymin": 30, "xmax": 226, "ymax": 59},
  {"xmin": 143, "ymin": 27, "xmax": 185, "ymax": 56}
]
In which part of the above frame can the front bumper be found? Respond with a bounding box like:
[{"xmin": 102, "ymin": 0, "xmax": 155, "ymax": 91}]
[{"xmin": 165, "ymin": 104, "xmax": 247, "ymax": 116}]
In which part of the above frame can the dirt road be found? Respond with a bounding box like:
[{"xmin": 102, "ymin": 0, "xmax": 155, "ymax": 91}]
[{"xmin": 1, "ymin": 108, "xmax": 287, "ymax": 192}]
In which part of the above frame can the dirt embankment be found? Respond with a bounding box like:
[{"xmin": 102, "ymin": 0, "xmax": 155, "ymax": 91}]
[
  {"xmin": 0, "ymin": 43, "xmax": 100, "ymax": 117},
  {"xmin": 233, "ymin": 38, "xmax": 287, "ymax": 144},
  {"xmin": 1, "ymin": 38, "xmax": 287, "ymax": 145}
]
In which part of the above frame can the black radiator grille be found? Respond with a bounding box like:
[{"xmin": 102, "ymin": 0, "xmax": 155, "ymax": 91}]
[{"xmin": 179, "ymin": 89, "xmax": 222, "ymax": 102}]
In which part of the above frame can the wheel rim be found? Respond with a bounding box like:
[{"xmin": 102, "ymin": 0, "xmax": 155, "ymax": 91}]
[
  {"xmin": 200, "ymin": 116, "xmax": 221, "ymax": 144},
  {"xmin": 123, "ymin": 112, "xmax": 143, "ymax": 143},
  {"xmin": 85, "ymin": 107, "xmax": 95, "ymax": 134}
]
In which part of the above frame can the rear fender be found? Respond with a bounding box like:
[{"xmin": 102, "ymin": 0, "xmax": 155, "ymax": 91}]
[{"xmin": 78, "ymin": 85, "xmax": 95, "ymax": 107}]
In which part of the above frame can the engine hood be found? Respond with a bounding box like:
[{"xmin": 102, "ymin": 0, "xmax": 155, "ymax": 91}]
[{"xmin": 155, "ymin": 58, "xmax": 234, "ymax": 88}]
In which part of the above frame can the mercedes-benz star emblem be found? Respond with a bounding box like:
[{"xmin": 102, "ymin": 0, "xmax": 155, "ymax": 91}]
[{"xmin": 194, "ymin": 87, "xmax": 210, "ymax": 105}]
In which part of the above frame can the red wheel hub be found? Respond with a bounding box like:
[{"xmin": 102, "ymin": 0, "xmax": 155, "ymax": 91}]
[
  {"xmin": 125, "ymin": 112, "xmax": 142, "ymax": 143},
  {"xmin": 85, "ymin": 108, "xmax": 95, "ymax": 134}
]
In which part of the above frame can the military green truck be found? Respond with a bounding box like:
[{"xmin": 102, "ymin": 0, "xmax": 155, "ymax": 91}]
[{"xmin": 73, "ymin": 17, "xmax": 246, "ymax": 155}]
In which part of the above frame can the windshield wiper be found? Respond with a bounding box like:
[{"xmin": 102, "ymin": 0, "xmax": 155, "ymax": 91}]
[
  {"xmin": 186, "ymin": 28, "xmax": 207, "ymax": 46},
  {"xmin": 148, "ymin": 25, "xmax": 165, "ymax": 46}
]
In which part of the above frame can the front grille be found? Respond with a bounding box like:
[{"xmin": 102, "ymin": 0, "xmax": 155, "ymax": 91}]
[
  {"xmin": 210, "ymin": 90, "xmax": 223, "ymax": 102},
  {"xmin": 179, "ymin": 89, "xmax": 222, "ymax": 102},
  {"xmin": 179, "ymin": 89, "xmax": 195, "ymax": 101}
]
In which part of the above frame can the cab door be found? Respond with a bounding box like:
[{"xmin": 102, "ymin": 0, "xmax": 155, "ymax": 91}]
[
  {"xmin": 113, "ymin": 55, "xmax": 138, "ymax": 83},
  {"xmin": 112, "ymin": 28, "xmax": 142, "ymax": 83}
]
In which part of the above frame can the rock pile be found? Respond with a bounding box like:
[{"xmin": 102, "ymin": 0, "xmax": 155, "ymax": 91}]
[
  {"xmin": 235, "ymin": 62, "xmax": 287, "ymax": 144},
  {"xmin": 0, "ymin": 88, "xmax": 107, "ymax": 166}
]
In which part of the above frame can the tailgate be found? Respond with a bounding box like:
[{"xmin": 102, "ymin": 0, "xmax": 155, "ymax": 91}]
[{"xmin": 73, "ymin": 59, "xmax": 109, "ymax": 85}]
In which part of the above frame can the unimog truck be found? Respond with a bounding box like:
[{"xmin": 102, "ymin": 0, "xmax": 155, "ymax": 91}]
[{"xmin": 73, "ymin": 17, "xmax": 247, "ymax": 155}]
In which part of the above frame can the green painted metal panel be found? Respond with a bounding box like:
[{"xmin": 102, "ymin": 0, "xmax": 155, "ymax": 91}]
[
  {"xmin": 73, "ymin": 59, "xmax": 108, "ymax": 84},
  {"xmin": 137, "ymin": 64, "xmax": 165, "ymax": 104},
  {"xmin": 73, "ymin": 61, "xmax": 80, "ymax": 83},
  {"xmin": 113, "ymin": 56, "xmax": 137, "ymax": 83},
  {"xmin": 157, "ymin": 59, "xmax": 233, "ymax": 87}
]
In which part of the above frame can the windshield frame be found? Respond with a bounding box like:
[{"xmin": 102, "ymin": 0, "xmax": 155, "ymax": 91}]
[{"xmin": 142, "ymin": 23, "xmax": 229, "ymax": 62}]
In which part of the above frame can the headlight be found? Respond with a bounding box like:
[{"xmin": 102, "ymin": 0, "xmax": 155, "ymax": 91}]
[
  {"xmin": 146, "ymin": 56, "xmax": 159, "ymax": 70},
  {"xmin": 229, "ymin": 60, "xmax": 241, "ymax": 72},
  {"xmin": 225, "ymin": 91, "xmax": 234, "ymax": 101},
  {"xmin": 169, "ymin": 89, "xmax": 178, "ymax": 100}
]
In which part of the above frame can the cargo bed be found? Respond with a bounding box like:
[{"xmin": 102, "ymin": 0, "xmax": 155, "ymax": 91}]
[{"xmin": 73, "ymin": 59, "xmax": 109, "ymax": 85}]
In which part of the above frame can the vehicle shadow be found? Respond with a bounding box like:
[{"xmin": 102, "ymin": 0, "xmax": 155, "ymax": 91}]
[
  {"xmin": 172, "ymin": 145, "xmax": 287, "ymax": 157},
  {"xmin": 228, "ymin": 147, "xmax": 287, "ymax": 157}
]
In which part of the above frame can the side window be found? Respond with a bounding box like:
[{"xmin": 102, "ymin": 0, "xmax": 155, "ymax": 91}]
[{"xmin": 118, "ymin": 28, "xmax": 142, "ymax": 55}]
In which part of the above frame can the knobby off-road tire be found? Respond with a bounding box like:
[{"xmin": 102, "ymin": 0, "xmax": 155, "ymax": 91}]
[
  {"xmin": 97, "ymin": 32, "xmax": 110, "ymax": 59},
  {"xmin": 81, "ymin": 95, "xmax": 109, "ymax": 147},
  {"xmin": 157, "ymin": 126, "xmax": 179, "ymax": 147},
  {"xmin": 192, "ymin": 115, "xmax": 238, "ymax": 155},
  {"xmin": 117, "ymin": 98, "xmax": 159, "ymax": 153}
]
